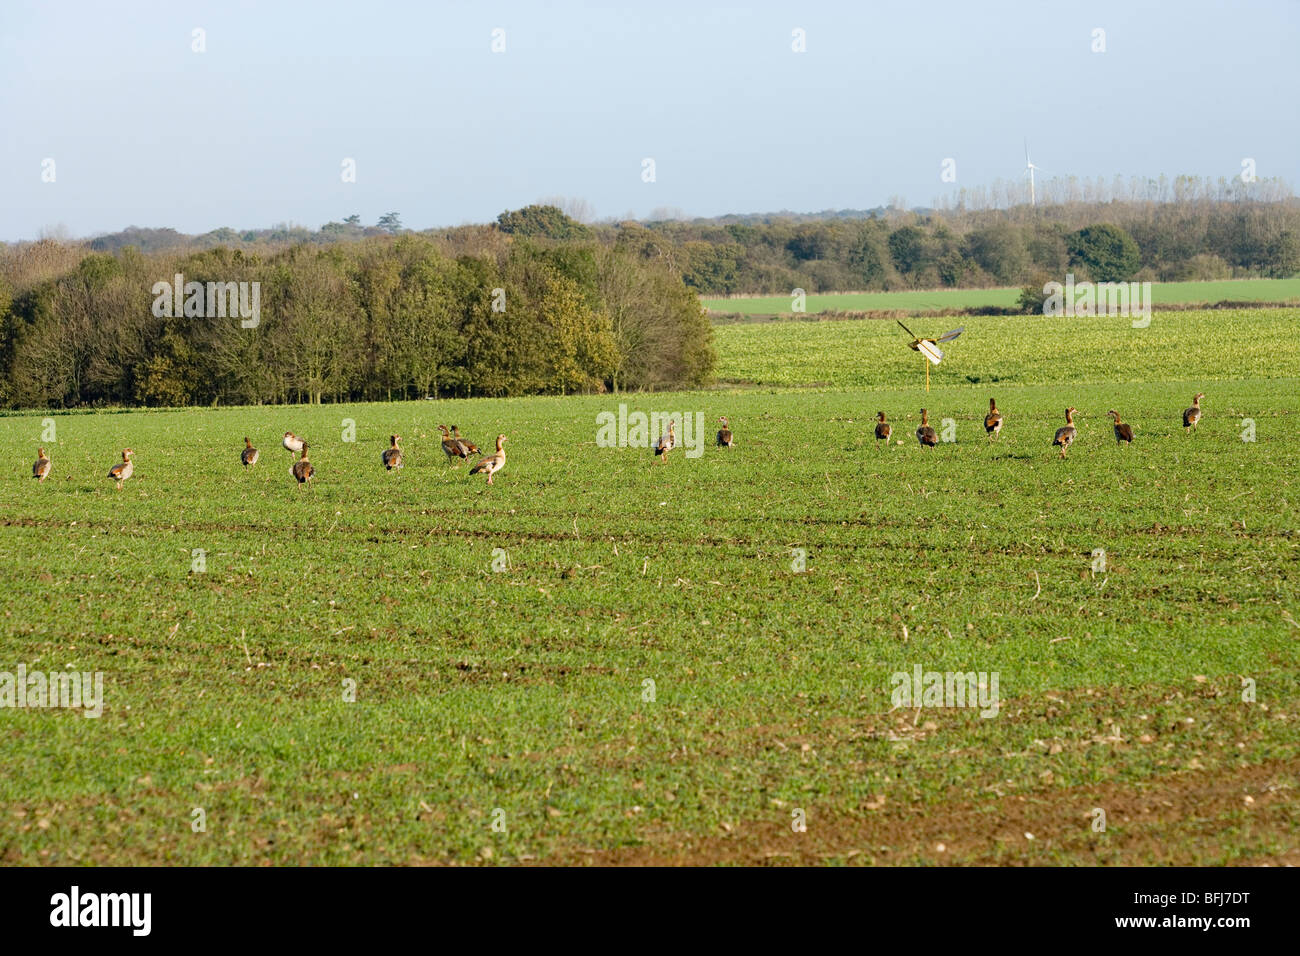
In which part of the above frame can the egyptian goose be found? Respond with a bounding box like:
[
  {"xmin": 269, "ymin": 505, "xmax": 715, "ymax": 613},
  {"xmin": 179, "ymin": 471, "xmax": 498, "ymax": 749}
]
[
  {"xmin": 32, "ymin": 448, "xmax": 51, "ymax": 482},
  {"xmin": 291, "ymin": 444, "xmax": 314, "ymax": 485},
  {"xmin": 874, "ymin": 412, "xmax": 892, "ymax": 447},
  {"xmin": 1052, "ymin": 408, "xmax": 1077, "ymax": 458},
  {"xmin": 382, "ymin": 434, "xmax": 403, "ymax": 470},
  {"xmin": 915, "ymin": 409, "xmax": 938, "ymax": 449},
  {"xmin": 241, "ymin": 437, "xmax": 259, "ymax": 468},
  {"xmin": 438, "ymin": 425, "xmax": 468, "ymax": 463},
  {"xmin": 452, "ymin": 426, "xmax": 479, "ymax": 456},
  {"xmin": 283, "ymin": 432, "xmax": 305, "ymax": 455},
  {"xmin": 984, "ymin": 398, "xmax": 1003, "ymax": 439},
  {"xmin": 716, "ymin": 417, "xmax": 733, "ymax": 447},
  {"xmin": 653, "ymin": 420, "xmax": 676, "ymax": 462},
  {"xmin": 1108, "ymin": 410, "xmax": 1134, "ymax": 446},
  {"xmin": 108, "ymin": 449, "xmax": 135, "ymax": 489},
  {"xmin": 469, "ymin": 434, "xmax": 507, "ymax": 485},
  {"xmin": 1183, "ymin": 393, "xmax": 1204, "ymax": 433}
]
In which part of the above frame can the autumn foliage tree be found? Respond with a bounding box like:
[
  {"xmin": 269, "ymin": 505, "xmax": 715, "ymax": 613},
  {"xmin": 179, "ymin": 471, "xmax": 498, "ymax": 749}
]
[{"xmin": 0, "ymin": 228, "xmax": 715, "ymax": 408}]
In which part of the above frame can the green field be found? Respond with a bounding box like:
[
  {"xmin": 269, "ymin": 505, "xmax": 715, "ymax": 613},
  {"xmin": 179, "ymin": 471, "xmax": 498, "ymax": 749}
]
[
  {"xmin": 1, "ymin": 307, "xmax": 1297, "ymax": 865},
  {"xmin": 714, "ymin": 307, "xmax": 1300, "ymax": 389},
  {"xmin": 702, "ymin": 277, "xmax": 1300, "ymax": 316}
]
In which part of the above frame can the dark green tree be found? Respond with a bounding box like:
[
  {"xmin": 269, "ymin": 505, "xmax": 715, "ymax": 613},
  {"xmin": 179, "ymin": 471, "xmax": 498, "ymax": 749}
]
[
  {"xmin": 495, "ymin": 205, "xmax": 590, "ymax": 240},
  {"xmin": 847, "ymin": 221, "xmax": 895, "ymax": 288},
  {"xmin": 1267, "ymin": 231, "xmax": 1300, "ymax": 278},
  {"xmin": 887, "ymin": 226, "xmax": 931, "ymax": 275},
  {"xmin": 1066, "ymin": 224, "xmax": 1142, "ymax": 281},
  {"xmin": 966, "ymin": 225, "xmax": 1030, "ymax": 285}
]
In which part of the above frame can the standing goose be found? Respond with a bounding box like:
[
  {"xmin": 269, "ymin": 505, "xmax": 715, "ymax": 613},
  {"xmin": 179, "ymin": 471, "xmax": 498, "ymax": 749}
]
[
  {"xmin": 33, "ymin": 448, "xmax": 52, "ymax": 482},
  {"xmin": 469, "ymin": 435, "xmax": 507, "ymax": 485},
  {"xmin": 382, "ymin": 434, "xmax": 403, "ymax": 471},
  {"xmin": 1108, "ymin": 410, "xmax": 1134, "ymax": 446},
  {"xmin": 108, "ymin": 449, "xmax": 135, "ymax": 489},
  {"xmin": 915, "ymin": 409, "xmax": 938, "ymax": 449},
  {"xmin": 716, "ymin": 416, "xmax": 733, "ymax": 448},
  {"xmin": 984, "ymin": 398, "xmax": 1003, "ymax": 440},
  {"xmin": 438, "ymin": 425, "xmax": 468, "ymax": 464},
  {"xmin": 241, "ymin": 437, "xmax": 259, "ymax": 468},
  {"xmin": 653, "ymin": 420, "xmax": 676, "ymax": 462},
  {"xmin": 291, "ymin": 444, "xmax": 314, "ymax": 485},
  {"xmin": 874, "ymin": 412, "xmax": 892, "ymax": 447},
  {"xmin": 1183, "ymin": 392, "xmax": 1204, "ymax": 433},
  {"xmin": 452, "ymin": 426, "xmax": 479, "ymax": 456},
  {"xmin": 283, "ymin": 432, "xmax": 305, "ymax": 456},
  {"xmin": 1052, "ymin": 408, "xmax": 1077, "ymax": 458}
]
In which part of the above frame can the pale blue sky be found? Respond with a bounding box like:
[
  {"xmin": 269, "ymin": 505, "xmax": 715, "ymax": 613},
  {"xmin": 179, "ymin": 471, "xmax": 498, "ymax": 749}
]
[{"xmin": 2, "ymin": 0, "xmax": 1296, "ymax": 240}]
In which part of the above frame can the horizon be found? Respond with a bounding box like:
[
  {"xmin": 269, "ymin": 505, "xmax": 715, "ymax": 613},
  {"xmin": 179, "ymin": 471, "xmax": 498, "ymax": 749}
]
[
  {"xmin": 3, "ymin": 0, "xmax": 1298, "ymax": 242},
  {"xmin": 14, "ymin": 175, "xmax": 1300, "ymax": 247}
]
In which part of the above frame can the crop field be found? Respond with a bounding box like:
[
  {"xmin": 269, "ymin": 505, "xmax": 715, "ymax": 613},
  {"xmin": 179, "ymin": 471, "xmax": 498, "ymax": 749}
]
[
  {"xmin": 1, "ymin": 307, "xmax": 1297, "ymax": 866},
  {"xmin": 702, "ymin": 276, "xmax": 1300, "ymax": 317},
  {"xmin": 714, "ymin": 308, "xmax": 1300, "ymax": 389}
]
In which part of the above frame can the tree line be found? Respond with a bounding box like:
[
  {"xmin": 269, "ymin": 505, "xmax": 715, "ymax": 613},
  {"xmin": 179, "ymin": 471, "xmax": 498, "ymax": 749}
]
[
  {"xmin": 61, "ymin": 190, "xmax": 1300, "ymax": 300},
  {"xmin": 0, "ymin": 229, "xmax": 714, "ymax": 408},
  {"xmin": 656, "ymin": 200, "xmax": 1300, "ymax": 295}
]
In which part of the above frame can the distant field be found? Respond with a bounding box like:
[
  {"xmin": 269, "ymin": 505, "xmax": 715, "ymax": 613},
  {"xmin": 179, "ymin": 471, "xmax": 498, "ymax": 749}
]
[
  {"xmin": 1, "ymin": 306, "xmax": 1296, "ymax": 865},
  {"xmin": 714, "ymin": 307, "xmax": 1300, "ymax": 389},
  {"xmin": 702, "ymin": 277, "xmax": 1300, "ymax": 316}
]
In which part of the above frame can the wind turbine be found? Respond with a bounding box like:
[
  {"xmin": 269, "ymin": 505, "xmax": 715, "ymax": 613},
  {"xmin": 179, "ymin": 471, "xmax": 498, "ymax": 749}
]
[{"xmin": 1024, "ymin": 138, "xmax": 1041, "ymax": 206}]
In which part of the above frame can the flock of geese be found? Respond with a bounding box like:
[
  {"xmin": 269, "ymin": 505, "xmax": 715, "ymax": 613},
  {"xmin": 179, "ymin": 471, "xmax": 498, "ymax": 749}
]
[
  {"xmin": 880, "ymin": 392, "xmax": 1204, "ymax": 457},
  {"xmin": 30, "ymin": 424, "xmax": 508, "ymax": 490},
  {"xmin": 262, "ymin": 427, "xmax": 508, "ymax": 487},
  {"xmin": 28, "ymin": 396, "xmax": 1206, "ymax": 489}
]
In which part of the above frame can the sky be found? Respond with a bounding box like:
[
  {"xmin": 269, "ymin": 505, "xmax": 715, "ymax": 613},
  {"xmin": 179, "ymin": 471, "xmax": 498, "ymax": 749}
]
[{"xmin": 1, "ymin": 0, "xmax": 1297, "ymax": 241}]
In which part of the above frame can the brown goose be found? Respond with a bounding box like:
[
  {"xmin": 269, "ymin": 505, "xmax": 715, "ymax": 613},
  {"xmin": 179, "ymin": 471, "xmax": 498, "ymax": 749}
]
[
  {"xmin": 469, "ymin": 435, "xmax": 507, "ymax": 485},
  {"xmin": 382, "ymin": 434, "xmax": 403, "ymax": 470},
  {"xmin": 33, "ymin": 448, "xmax": 51, "ymax": 482},
  {"xmin": 291, "ymin": 444, "xmax": 314, "ymax": 485},
  {"xmin": 915, "ymin": 409, "xmax": 938, "ymax": 449},
  {"xmin": 1183, "ymin": 392, "xmax": 1204, "ymax": 433},
  {"xmin": 653, "ymin": 420, "xmax": 676, "ymax": 462},
  {"xmin": 241, "ymin": 437, "xmax": 259, "ymax": 468},
  {"xmin": 438, "ymin": 425, "xmax": 468, "ymax": 464},
  {"xmin": 716, "ymin": 416, "xmax": 733, "ymax": 447},
  {"xmin": 874, "ymin": 412, "xmax": 892, "ymax": 447},
  {"xmin": 984, "ymin": 398, "xmax": 1003, "ymax": 439},
  {"xmin": 1108, "ymin": 410, "xmax": 1134, "ymax": 446},
  {"xmin": 1052, "ymin": 408, "xmax": 1077, "ymax": 458},
  {"xmin": 452, "ymin": 426, "xmax": 479, "ymax": 456},
  {"xmin": 283, "ymin": 432, "xmax": 305, "ymax": 455},
  {"xmin": 108, "ymin": 449, "xmax": 135, "ymax": 489}
]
